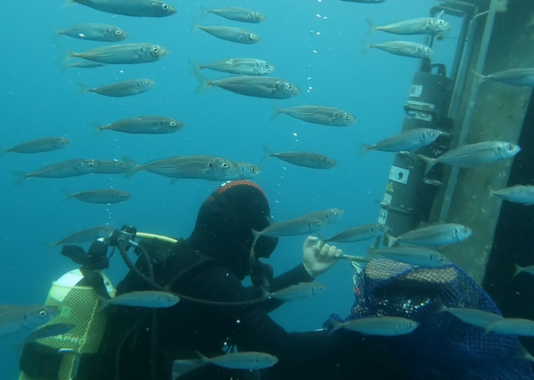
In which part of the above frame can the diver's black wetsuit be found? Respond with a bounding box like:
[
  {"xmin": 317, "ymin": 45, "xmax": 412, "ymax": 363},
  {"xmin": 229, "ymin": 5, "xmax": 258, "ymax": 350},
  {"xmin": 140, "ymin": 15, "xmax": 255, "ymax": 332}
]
[{"xmin": 82, "ymin": 181, "xmax": 410, "ymax": 380}]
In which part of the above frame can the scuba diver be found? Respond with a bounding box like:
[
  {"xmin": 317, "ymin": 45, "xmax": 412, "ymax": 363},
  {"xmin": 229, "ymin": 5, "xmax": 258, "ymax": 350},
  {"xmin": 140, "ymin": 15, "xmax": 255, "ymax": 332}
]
[{"xmin": 78, "ymin": 180, "xmax": 409, "ymax": 380}]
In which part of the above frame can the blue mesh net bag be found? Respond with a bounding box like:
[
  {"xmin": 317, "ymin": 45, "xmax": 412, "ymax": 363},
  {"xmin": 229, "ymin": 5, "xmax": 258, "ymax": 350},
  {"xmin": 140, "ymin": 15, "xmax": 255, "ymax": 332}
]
[{"xmin": 327, "ymin": 258, "xmax": 534, "ymax": 380}]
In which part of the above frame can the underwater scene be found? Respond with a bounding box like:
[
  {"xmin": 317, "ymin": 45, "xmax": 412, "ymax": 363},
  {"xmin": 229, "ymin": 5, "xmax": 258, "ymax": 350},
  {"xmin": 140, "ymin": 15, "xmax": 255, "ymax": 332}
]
[{"xmin": 1, "ymin": 0, "xmax": 534, "ymax": 379}]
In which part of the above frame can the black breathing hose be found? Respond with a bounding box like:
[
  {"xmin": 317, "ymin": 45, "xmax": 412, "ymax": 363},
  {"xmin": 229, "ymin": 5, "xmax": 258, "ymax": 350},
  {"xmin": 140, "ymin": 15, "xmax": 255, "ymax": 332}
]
[{"xmin": 116, "ymin": 240, "xmax": 268, "ymax": 307}]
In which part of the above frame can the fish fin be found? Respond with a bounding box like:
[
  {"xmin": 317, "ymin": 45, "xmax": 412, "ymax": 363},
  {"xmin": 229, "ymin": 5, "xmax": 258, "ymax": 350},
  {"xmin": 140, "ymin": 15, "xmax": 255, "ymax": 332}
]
[
  {"xmin": 123, "ymin": 156, "xmax": 140, "ymax": 179},
  {"xmin": 513, "ymin": 264, "xmax": 523, "ymax": 278},
  {"xmin": 471, "ymin": 69, "xmax": 487, "ymax": 82},
  {"xmin": 517, "ymin": 344, "xmax": 534, "ymax": 363},
  {"xmin": 366, "ymin": 19, "xmax": 377, "ymax": 35},
  {"xmin": 193, "ymin": 69, "xmax": 212, "ymax": 94},
  {"xmin": 188, "ymin": 59, "xmax": 201, "ymax": 74},
  {"xmin": 189, "ymin": 18, "xmax": 200, "ymax": 33},
  {"xmin": 11, "ymin": 171, "xmax": 27, "ymax": 186},
  {"xmin": 262, "ymin": 145, "xmax": 273, "ymax": 162},
  {"xmin": 364, "ymin": 246, "xmax": 378, "ymax": 261},
  {"xmin": 484, "ymin": 179, "xmax": 495, "ymax": 199},
  {"xmin": 361, "ymin": 40, "xmax": 371, "ymax": 54},
  {"xmin": 51, "ymin": 28, "xmax": 62, "ymax": 43},
  {"xmin": 77, "ymin": 83, "xmax": 91, "ymax": 95},
  {"xmin": 96, "ymin": 296, "xmax": 110, "ymax": 313},
  {"xmin": 61, "ymin": 0, "xmax": 75, "ymax": 8},
  {"xmin": 89, "ymin": 122, "xmax": 102, "ymax": 138},
  {"xmin": 199, "ymin": 5, "xmax": 210, "ymax": 17},
  {"xmin": 195, "ymin": 351, "xmax": 209, "ymax": 362},
  {"xmin": 170, "ymin": 178, "xmax": 180, "ymax": 185},
  {"xmin": 251, "ymin": 229, "xmax": 261, "ymax": 246},
  {"xmin": 432, "ymin": 297, "xmax": 448, "ymax": 314},
  {"xmin": 328, "ymin": 317, "xmax": 342, "ymax": 335},
  {"xmin": 270, "ymin": 102, "xmax": 281, "ymax": 121},
  {"xmin": 356, "ymin": 142, "xmax": 371, "ymax": 157}
]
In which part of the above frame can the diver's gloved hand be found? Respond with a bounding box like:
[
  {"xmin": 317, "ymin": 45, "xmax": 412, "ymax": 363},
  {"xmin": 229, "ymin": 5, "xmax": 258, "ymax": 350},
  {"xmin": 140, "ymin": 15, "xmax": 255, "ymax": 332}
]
[
  {"xmin": 250, "ymin": 261, "xmax": 274, "ymax": 291},
  {"xmin": 302, "ymin": 236, "xmax": 343, "ymax": 279}
]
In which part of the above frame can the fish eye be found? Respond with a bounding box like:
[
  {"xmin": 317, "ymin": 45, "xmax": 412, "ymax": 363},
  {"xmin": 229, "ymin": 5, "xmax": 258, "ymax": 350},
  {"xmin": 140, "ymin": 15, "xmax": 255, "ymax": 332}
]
[
  {"xmin": 315, "ymin": 221, "xmax": 322, "ymax": 227},
  {"xmin": 250, "ymin": 34, "xmax": 257, "ymax": 38},
  {"xmin": 120, "ymin": 163, "xmax": 127, "ymax": 169},
  {"xmin": 426, "ymin": 48, "xmax": 432, "ymax": 52},
  {"xmin": 407, "ymin": 322, "xmax": 413, "ymax": 328},
  {"xmin": 430, "ymin": 131, "xmax": 435, "ymax": 137},
  {"xmin": 333, "ymin": 210, "xmax": 339, "ymax": 216},
  {"xmin": 170, "ymin": 121, "xmax": 177, "ymax": 126},
  {"xmin": 506, "ymin": 144, "xmax": 513, "ymax": 151},
  {"xmin": 250, "ymin": 166, "xmax": 256, "ymax": 172},
  {"xmin": 162, "ymin": 4, "xmax": 169, "ymax": 9},
  {"xmin": 152, "ymin": 47, "xmax": 159, "ymax": 53},
  {"xmin": 59, "ymin": 139, "xmax": 67, "ymax": 144},
  {"xmin": 286, "ymin": 84, "xmax": 293, "ymax": 90},
  {"xmin": 221, "ymin": 162, "xmax": 229, "ymax": 168},
  {"xmin": 265, "ymin": 64, "xmax": 270, "ymax": 68},
  {"xmin": 265, "ymin": 358, "xmax": 271, "ymax": 363},
  {"xmin": 115, "ymin": 30, "xmax": 122, "ymax": 35},
  {"xmin": 344, "ymin": 114, "xmax": 351, "ymax": 120},
  {"xmin": 87, "ymin": 162, "xmax": 95, "ymax": 167},
  {"xmin": 144, "ymin": 80, "xmax": 150, "ymax": 85},
  {"xmin": 39, "ymin": 310, "xmax": 47, "ymax": 317}
]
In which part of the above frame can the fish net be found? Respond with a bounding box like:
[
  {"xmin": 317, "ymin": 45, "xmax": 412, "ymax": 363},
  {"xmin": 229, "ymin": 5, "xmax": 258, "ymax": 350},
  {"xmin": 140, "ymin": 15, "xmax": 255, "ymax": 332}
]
[
  {"xmin": 19, "ymin": 272, "xmax": 111, "ymax": 380},
  {"xmin": 328, "ymin": 258, "xmax": 534, "ymax": 380}
]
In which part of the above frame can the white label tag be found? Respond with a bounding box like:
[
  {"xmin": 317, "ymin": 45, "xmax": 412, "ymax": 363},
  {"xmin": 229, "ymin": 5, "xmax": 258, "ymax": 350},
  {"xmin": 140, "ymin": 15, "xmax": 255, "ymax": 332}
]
[{"xmin": 389, "ymin": 166, "xmax": 410, "ymax": 185}]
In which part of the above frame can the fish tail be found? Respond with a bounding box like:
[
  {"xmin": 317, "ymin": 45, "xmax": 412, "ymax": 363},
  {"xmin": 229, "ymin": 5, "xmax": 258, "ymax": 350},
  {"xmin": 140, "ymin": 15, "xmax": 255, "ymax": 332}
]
[
  {"xmin": 413, "ymin": 154, "xmax": 437, "ymax": 175},
  {"xmin": 77, "ymin": 82, "xmax": 91, "ymax": 95},
  {"xmin": 328, "ymin": 317, "xmax": 342, "ymax": 335},
  {"xmin": 11, "ymin": 171, "xmax": 27, "ymax": 186},
  {"xmin": 189, "ymin": 18, "xmax": 199, "ymax": 33},
  {"xmin": 89, "ymin": 122, "xmax": 103, "ymax": 138},
  {"xmin": 61, "ymin": 188, "xmax": 72, "ymax": 202},
  {"xmin": 195, "ymin": 351, "xmax": 208, "ymax": 362},
  {"xmin": 433, "ymin": 297, "xmax": 448, "ymax": 314},
  {"xmin": 270, "ymin": 102, "xmax": 281, "ymax": 121},
  {"xmin": 262, "ymin": 145, "xmax": 274, "ymax": 162},
  {"xmin": 513, "ymin": 264, "xmax": 523, "ymax": 278},
  {"xmin": 251, "ymin": 229, "xmax": 262, "ymax": 246},
  {"xmin": 356, "ymin": 142, "xmax": 371, "ymax": 157},
  {"xmin": 96, "ymin": 296, "xmax": 110, "ymax": 313},
  {"xmin": 0, "ymin": 148, "xmax": 7, "ymax": 158},
  {"xmin": 364, "ymin": 246, "xmax": 378, "ymax": 261},
  {"xmin": 193, "ymin": 69, "xmax": 212, "ymax": 94},
  {"xmin": 188, "ymin": 59, "xmax": 201, "ymax": 74},
  {"xmin": 361, "ymin": 40, "xmax": 371, "ymax": 54},
  {"xmin": 384, "ymin": 234, "xmax": 399, "ymax": 247},
  {"xmin": 366, "ymin": 19, "xmax": 377, "ymax": 35},
  {"xmin": 484, "ymin": 179, "xmax": 495, "ymax": 199},
  {"xmin": 471, "ymin": 69, "xmax": 487, "ymax": 82},
  {"xmin": 199, "ymin": 5, "xmax": 209, "ymax": 18},
  {"xmin": 123, "ymin": 156, "xmax": 140, "ymax": 179},
  {"xmin": 170, "ymin": 178, "xmax": 180, "ymax": 185},
  {"xmin": 60, "ymin": 0, "xmax": 75, "ymax": 9}
]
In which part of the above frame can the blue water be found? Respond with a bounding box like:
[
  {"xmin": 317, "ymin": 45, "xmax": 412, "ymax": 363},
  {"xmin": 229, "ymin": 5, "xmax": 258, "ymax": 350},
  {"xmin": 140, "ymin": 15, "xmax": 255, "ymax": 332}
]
[{"xmin": 0, "ymin": 0, "xmax": 456, "ymax": 376}]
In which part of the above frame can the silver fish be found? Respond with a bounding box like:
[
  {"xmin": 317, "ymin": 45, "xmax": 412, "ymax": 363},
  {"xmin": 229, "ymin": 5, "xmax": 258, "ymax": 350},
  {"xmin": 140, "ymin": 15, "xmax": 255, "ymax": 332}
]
[
  {"xmin": 364, "ymin": 41, "xmax": 434, "ymax": 59},
  {"xmin": 367, "ymin": 17, "xmax": 450, "ymax": 36},
  {"xmin": 514, "ymin": 264, "xmax": 534, "ymax": 278},
  {"xmin": 195, "ymin": 72, "xmax": 300, "ymax": 99},
  {"xmin": 53, "ymin": 225, "xmax": 115, "ymax": 246},
  {"xmin": 71, "ymin": 43, "xmax": 168, "ymax": 64},
  {"xmin": 12, "ymin": 159, "xmax": 98, "ymax": 185},
  {"xmin": 269, "ymin": 282, "xmax": 326, "ymax": 301},
  {"xmin": 22, "ymin": 323, "xmax": 75, "ymax": 345},
  {"xmin": 324, "ymin": 223, "xmax": 389, "ymax": 243},
  {"xmin": 67, "ymin": 0, "xmax": 177, "ymax": 17},
  {"xmin": 196, "ymin": 351, "xmax": 278, "ymax": 370},
  {"xmin": 2, "ymin": 137, "xmax": 70, "ymax": 156},
  {"xmin": 92, "ymin": 159, "xmax": 127, "ymax": 174},
  {"xmin": 66, "ymin": 189, "xmax": 131, "ymax": 204},
  {"xmin": 272, "ymin": 104, "xmax": 356, "ymax": 126},
  {"xmin": 98, "ymin": 291, "xmax": 179, "ymax": 311},
  {"xmin": 389, "ymin": 223, "xmax": 472, "ymax": 247},
  {"xmin": 489, "ymin": 185, "xmax": 534, "ymax": 205},
  {"xmin": 436, "ymin": 303, "xmax": 504, "ymax": 329},
  {"xmin": 262, "ymin": 146, "xmax": 336, "ymax": 169},
  {"xmin": 485, "ymin": 318, "xmax": 534, "ymax": 336},
  {"xmin": 57, "ymin": 23, "xmax": 128, "ymax": 41},
  {"xmin": 473, "ymin": 68, "xmax": 534, "ymax": 86},
  {"xmin": 252, "ymin": 213, "xmax": 327, "ymax": 243},
  {"xmin": 80, "ymin": 79, "xmax": 155, "ymax": 97},
  {"xmin": 201, "ymin": 6, "xmax": 266, "ymax": 23},
  {"xmin": 416, "ymin": 141, "xmax": 521, "ymax": 174},
  {"xmin": 329, "ymin": 316, "xmax": 419, "ymax": 336},
  {"xmin": 190, "ymin": 58, "xmax": 274, "ymax": 75},
  {"xmin": 0, "ymin": 306, "xmax": 60, "ymax": 338},
  {"xmin": 362, "ymin": 128, "xmax": 442, "ymax": 153},
  {"xmin": 369, "ymin": 246, "xmax": 447, "ymax": 268},
  {"xmin": 219, "ymin": 162, "xmax": 261, "ymax": 181},
  {"xmin": 195, "ymin": 25, "xmax": 261, "ymax": 44},
  {"xmin": 95, "ymin": 116, "xmax": 183, "ymax": 135},
  {"xmin": 123, "ymin": 156, "xmax": 247, "ymax": 181}
]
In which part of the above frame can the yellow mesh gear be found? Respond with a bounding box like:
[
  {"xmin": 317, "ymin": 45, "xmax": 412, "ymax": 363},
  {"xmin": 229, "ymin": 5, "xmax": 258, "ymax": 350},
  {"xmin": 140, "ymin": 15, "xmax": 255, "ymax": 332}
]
[{"xmin": 19, "ymin": 272, "xmax": 115, "ymax": 380}]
